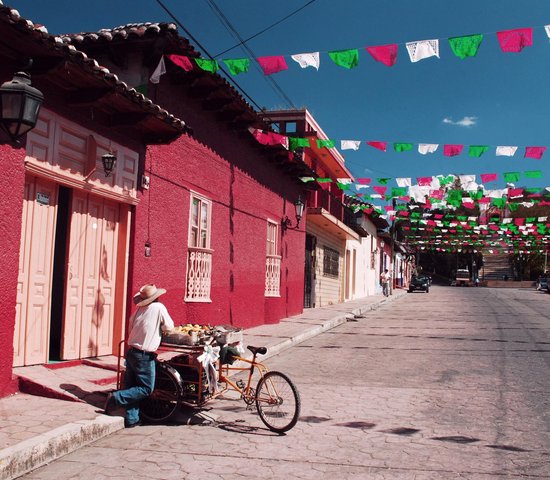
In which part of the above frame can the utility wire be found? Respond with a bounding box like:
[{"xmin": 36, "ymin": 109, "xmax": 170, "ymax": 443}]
[
  {"xmin": 203, "ymin": 0, "xmax": 297, "ymax": 109},
  {"xmin": 213, "ymin": 0, "xmax": 318, "ymax": 58},
  {"xmin": 154, "ymin": 0, "xmax": 267, "ymax": 113}
]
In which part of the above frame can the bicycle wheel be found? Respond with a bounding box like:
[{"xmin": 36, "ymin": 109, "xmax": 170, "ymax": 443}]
[
  {"xmin": 255, "ymin": 371, "xmax": 301, "ymax": 433},
  {"xmin": 140, "ymin": 363, "xmax": 183, "ymax": 423}
]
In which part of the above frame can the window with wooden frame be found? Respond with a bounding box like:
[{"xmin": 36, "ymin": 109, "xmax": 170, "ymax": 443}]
[
  {"xmin": 323, "ymin": 246, "xmax": 340, "ymax": 278},
  {"xmin": 265, "ymin": 220, "xmax": 281, "ymax": 296},
  {"xmin": 185, "ymin": 193, "xmax": 213, "ymax": 302}
]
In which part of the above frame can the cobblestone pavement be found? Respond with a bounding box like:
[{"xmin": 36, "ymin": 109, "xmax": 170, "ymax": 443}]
[{"xmin": 21, "ymin": 286, "xmax": 550, "ymax": 479}]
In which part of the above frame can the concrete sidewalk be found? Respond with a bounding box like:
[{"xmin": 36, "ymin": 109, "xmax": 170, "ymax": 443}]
[{"xmin": 0, "ymin": 291, "xmax": 405, "ymax": 480}]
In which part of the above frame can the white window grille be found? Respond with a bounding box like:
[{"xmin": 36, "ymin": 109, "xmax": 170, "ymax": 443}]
[
  {"xmin": 265, "ymin": 221, "xmax": 281, "ymax": 296},
  {"xmin": 186, "ymin": 194, "xmax": 213, "ymax": 302}
]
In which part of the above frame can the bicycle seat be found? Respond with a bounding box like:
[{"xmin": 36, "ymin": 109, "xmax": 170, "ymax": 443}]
[{"xmin": 247, "ymin": 345, "xmax": 267, "ymax": 356}]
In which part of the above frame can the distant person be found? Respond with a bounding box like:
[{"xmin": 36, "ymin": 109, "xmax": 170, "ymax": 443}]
[
  {"xmin": 474, "ymin": 276, "xmax": 480, "ymax": 287},
  {"xmin": 380, "ymin": 269, "xmax": 391, "ymax": 297},
  {"xmin": 104, "ymin": 284, "xmax": 174, "ymax": 428}
]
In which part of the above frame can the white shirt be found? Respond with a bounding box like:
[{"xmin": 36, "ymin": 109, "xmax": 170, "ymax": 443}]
[{"xmin": 127, "ymin": 302, "xmax": 174, "ymax": 352}]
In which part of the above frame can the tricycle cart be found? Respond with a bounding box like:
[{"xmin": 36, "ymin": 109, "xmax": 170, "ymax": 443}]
[{"xmin": 116, "ymin": 340, "xmax": 301, "ymax": 433}]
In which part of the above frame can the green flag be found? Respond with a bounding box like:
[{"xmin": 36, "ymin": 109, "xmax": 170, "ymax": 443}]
[
  {"xmin": 289, "ymin": 137, "xmax": 310, "ymax": 151},
  {"xmin": 337, "ymin": 182, "xmax": 351, "ymax": 190},
  {"xmin": 316, "ymin": 139, "xmax": 336, "ymax": 149},
  {"xmin": 469, "ymin": 190, "xmax": 483, "ymax": 200},
  {"xmin": 448, "ymin": 34, "xmax": 484, "ymax": 59},
  {"xmin": 377, "ymin": 178, "xmax": 391, "ymax": 185},
  {"xmin": 438, "ymin": 175, "xmax": 455, "ymax": 186},
  {"xmin": 317, "ymin": 177, "xmax": 332, "ymax": 183},
  {"xmin": 328, "ymin": 49, "xmax": 359, "ymax": 69},
  {"xmin": 393, "ymin": 143, "xmax": 413, "ymax": 152},
  {"xmin": 525, "ymin": 188, "xmax": 539, "ymax": 194},
  {"xmin": 223, "ymin": 58, "xmax": 250, "ymax": 75},
  {"xmin": 524, "ymin": 170, "xmax": 543, "ymax": 179},
  {"xmin": 392, "ymin": 187, "xmax": 408, "ymax": 197},
  {"xmin": 468, "ymin": 145, "xmax": 489, "ymax": 157},
  {"xmin": 508, "ymin": 203, "xmax": 519, "ymax": 211},
  {"xmin": 195, "ymin": 58, "xmax": 219, "ymax": 73},
  {"xmin": 503, "ymin": 172, "xmax": 520, "ymax": 183}
]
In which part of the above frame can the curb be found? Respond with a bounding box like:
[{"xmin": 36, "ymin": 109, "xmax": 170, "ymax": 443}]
[{"xmin": 0, "ymin": 415, "xmax": 123, "ymax": 480}]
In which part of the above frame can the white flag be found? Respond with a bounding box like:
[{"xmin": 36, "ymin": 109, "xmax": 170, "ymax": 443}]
[
  {"xmin": 337, "ymin": 178, "xmax": 352, "ymax": 184},
  {"xmin": 291, "ymin": 52, "xmax": 320, "ymax": 70},
  {"xmin": 340, "ymin": 140, "xmax": 361, "ymax": 150},
  {"xmin": 406, "ymin": 40, "xmax": 440, "ymax": 62},
  {"xmin": 396, "ymin": 177, "xmax": 412, "ymax": 187},
  {"xmin": 418, "ymin": 143, "xmax": 439, "ymax": 154},
  {"xmin": 495, "ymin": 146, "xmax": 518, "ymax": 157},
  {"xmin": 150, "ymin": 56, "xmax": 166, "ymax": 84},
  {"xmin": 545, "ymin": 25, "xmax": 550, "ymax": 39}
]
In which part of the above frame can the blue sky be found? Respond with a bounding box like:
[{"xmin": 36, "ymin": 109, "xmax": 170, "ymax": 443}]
[{"xmin": 7, "ymin": 0, "xmax": 550, "ymax": 198}]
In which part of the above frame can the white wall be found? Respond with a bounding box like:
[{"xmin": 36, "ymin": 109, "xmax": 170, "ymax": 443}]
[{"xmin": 346, "ymin": 217, "xmax": 381, "ymax": 299}]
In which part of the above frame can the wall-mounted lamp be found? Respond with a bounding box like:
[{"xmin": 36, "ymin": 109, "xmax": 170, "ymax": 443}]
[
  {"xmin": 0, "ymin": 70, "xmax": 44, "ymax": 144},
  {"xmin": 144, "ymin": 241, "xmax": 152, "ymax": 257},
  {"xmin": 101, "ymin": 152, "xmax": 117, "ymax": 177},
  {"xmin": 281, "ymin": 196, "xmax": 305, "ymax": 232}
]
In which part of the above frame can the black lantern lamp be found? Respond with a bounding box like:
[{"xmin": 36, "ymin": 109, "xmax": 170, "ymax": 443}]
[
  {"xmin": 101, "ymin": 152, "xmax": 117, "ymax": 177},
  {"xmin": 0, "ymin": 71, "xmax": 44, "ymax": 144},
  {"xmin": 282, "ymin": 196, "xmax": 305, "ymax": 231}
]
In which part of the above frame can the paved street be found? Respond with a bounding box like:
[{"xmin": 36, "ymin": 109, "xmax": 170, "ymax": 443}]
[{"xmin": 22, "ymin": 287, "xmax": 550, "ymax": 479}]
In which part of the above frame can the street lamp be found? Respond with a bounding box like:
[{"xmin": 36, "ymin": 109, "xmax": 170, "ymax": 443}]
[
  {"xmin": 0, "ymin": 71, "xmax": 44, "ymax": 144},
  {"xmin": 281, "ymin": 196, "xmax": 305, "ymax": 231},
  {"xmin": 101, "ymin": 152, "xmax": 117, "ymax": 177}
]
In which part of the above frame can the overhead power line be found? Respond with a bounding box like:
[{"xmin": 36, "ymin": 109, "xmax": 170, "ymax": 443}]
[
  {"xmin": 154, "ymin": 0, "xmax": 266, "ymax": 112},
  {"xmin": 213, "ymin": 0, "xmax": 318, "ymax": 58},
  {"xmin": 203, "ymin": 0, "xmax": 297, "ymax": 109}
]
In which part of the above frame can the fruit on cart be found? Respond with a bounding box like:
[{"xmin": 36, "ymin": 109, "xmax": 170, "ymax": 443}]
[{"xmin": 167, "ymin": 323, "xmax": 211, "ymax": 336}]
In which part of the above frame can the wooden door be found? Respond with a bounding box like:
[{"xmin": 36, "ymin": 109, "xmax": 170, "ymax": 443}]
[
  {"xmin": 61, "ymin": 193, "xmax": 119, "ymax": 359},
  {"xmin": 13, "ymin": 177, "xmax": 58, "ymax": 366}
]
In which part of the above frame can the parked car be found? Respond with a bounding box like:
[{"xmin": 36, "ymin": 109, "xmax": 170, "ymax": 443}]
[
  {"xmin": 536, "ymin": 276, "xmax": 548, "ymax": 291},
  {"xmin": 408, "ymin": 275, "xmax": 430, "ymax": 293}
]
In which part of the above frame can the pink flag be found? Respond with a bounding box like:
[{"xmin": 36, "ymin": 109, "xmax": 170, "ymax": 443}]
[
  {"xmin": 508, "ymin": 188, "xmax": 523, "ymax": 198},
  {"xmin": 524, "ymin": 146, "xmax": 546, "ymax": 159},
  {"xmin": 480, "ymin": 173, "xmax": 498, "ymax": 183},
  {"xmin": 365, "ymin": 44, "xmax": 398, "ymax": 67},
  {"xmin": 417, "ymin": 177, "xmax": 432, "ymax": 186},
  {"xmin": 367, "ymin": 141, "xmax": 387, "ymax": 152},
  {"xmin": 384, "ymin": 205, "xmax": 393, "ymax": 212},
  {"xmin": 257, "ymin": 56, "xmax": 288, "ymax": 75},
  {"xmin": 443, "ymin": 144, "xmax": 464, "ymax": 157},
  {"xmin": 168, "ymin": 54, "xmax": 194, "ymax": 71},
  {"xmin": 373, "ymin": 186, "xmax": 387, "ymax": 195},
  {"xmin": 462, "ymin": 201, "xmax": 475, "ymax": 209},
  {"xmin": 250, "ymin": 129, "xmax": 288, "ymax": 148},
  {"xmin": 430, "ymin": 189, "xmax": 443, "ymax": 199},
  {"xmin": 398, "ymin": 210, "xmax": 410, "ymax": 217},
  {"xmin": 478, "ymin": 197, "xmax": 491, "ymax": 204},
  {"xmin": 514, "ymin": 218, "xmax": 525, "ymax": 226},
  {"xmin": 497, "ymin": 28, "xmax": 533, "ymax": 53},
  {"xmin": 356, "ymin": 177, "xmax": 371, "ymax": 185}
]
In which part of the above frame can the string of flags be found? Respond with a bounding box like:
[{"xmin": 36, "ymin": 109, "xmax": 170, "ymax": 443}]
[
  {"xmin": 301, "ymin": 171, "xmax": 545, "ymax": 195},
  {"xmin": 150, "ymin": 25, "xmax": 549, "ymax": 82},
  {"xmin": 248, "ymin": 128, "xmax": 548, "ymax": 159}
]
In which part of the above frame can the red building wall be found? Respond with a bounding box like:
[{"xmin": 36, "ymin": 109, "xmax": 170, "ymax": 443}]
[
  {"xmin": 128, "ymin": 82, "xmax": 306, "ymax": 329},
  {"xmin": 0, "ymin": 144, "xmax": 26, "ymax": 395}
]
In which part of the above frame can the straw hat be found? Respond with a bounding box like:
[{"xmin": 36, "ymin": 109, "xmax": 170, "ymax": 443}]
[{"xmin": 133, "ymin": 284, "xmax": 166, "ymax": 307}]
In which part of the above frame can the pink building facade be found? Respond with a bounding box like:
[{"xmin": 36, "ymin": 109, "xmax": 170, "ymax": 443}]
[{"xmin": 61, "ymin": 24, "xmax": 312, "ymax": 329}]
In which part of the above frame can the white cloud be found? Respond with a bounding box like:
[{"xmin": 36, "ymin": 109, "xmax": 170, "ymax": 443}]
[{"xmin": 442, "ymin": 116, "xmax": 477, "ymax": 127}]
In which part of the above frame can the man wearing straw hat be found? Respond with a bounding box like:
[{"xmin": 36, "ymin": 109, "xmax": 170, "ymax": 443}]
[{"xmin": 104, "ymin": 284, "xmax": 174, "ymax": 428}]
